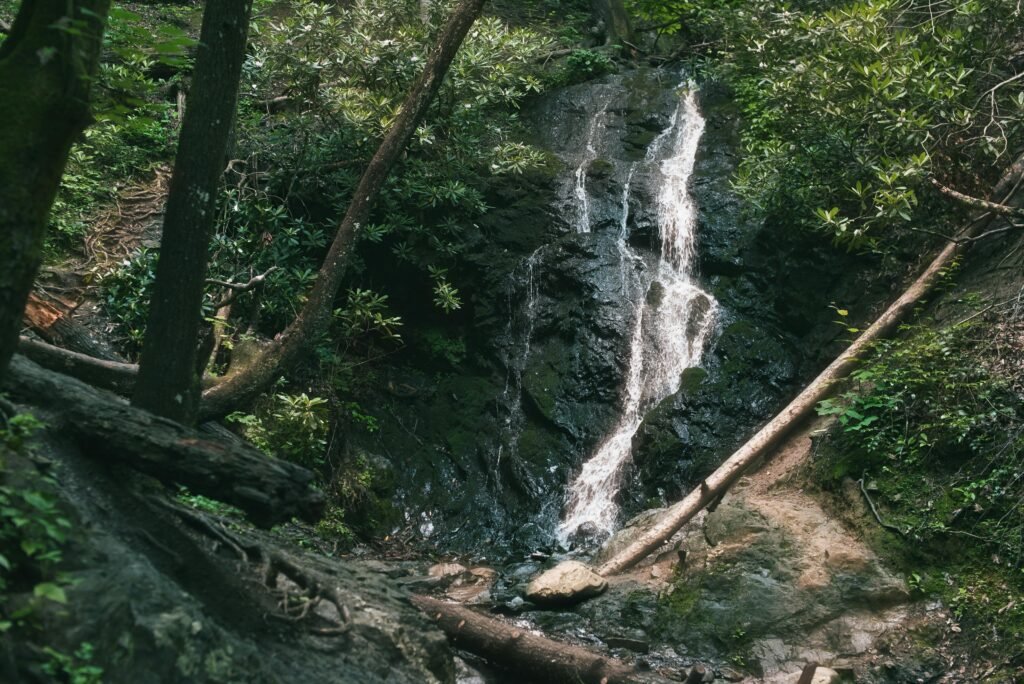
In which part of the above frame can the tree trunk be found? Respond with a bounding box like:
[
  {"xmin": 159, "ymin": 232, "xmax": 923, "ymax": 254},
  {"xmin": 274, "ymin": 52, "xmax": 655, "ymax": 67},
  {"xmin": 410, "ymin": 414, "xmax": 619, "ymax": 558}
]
[
  {"xmin": 0, "ymin": 0, "xmax": 110, "ymax": 381},
  {"xmin": 4, "ymin": 355, "xmax": 324, "ymax": 527},
  {"xmin": 591, "ymin": 152, "xmax": 1024, "ymax": 577},
  {"xmin": 591, "ymin": 0, "xmax": 635, "ymax": 46},
  {"xmin": 197, "ymin": 0, "xmax": 487, "ymax": 421},
  {"xmin": 132, "ymin": 0, "xmax": 253, "ymax": 424},
  {"xmin": 410, "ymin": 595, "xmax": 671, "ymax": 684}
]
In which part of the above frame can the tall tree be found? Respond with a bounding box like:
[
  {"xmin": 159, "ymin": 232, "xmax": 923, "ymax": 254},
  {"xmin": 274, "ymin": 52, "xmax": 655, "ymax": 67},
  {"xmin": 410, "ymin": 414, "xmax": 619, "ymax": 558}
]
[
  {"xmin": 197, "ymin": 0, "xmax": 488, "ymax": 420},
  {"xmin": 131, "ymin": 0, "xmax": 254, "ymax": 423},
  {"xmin": 0, "ymin": 0, "xmax": 109, "ymax": 380}
]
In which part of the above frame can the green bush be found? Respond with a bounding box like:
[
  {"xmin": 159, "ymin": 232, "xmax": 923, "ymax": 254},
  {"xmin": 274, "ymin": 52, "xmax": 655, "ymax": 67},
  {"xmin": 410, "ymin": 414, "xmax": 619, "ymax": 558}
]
[
  {"xmin": 560, "ymin": 48, "xmax": 617, "ymax": 83},
  {"xmin": 670, "ymin": 0, "xmax": 1023, "ymax": 246},
  {"xmin": 227, "ymin": 393, "xmax": 330, "ymax": 469}
]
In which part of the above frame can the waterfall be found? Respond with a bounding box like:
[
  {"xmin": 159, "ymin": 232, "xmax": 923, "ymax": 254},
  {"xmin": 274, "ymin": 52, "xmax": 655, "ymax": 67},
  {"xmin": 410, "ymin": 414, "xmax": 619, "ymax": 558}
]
[
  {"xmin": 557, "ymin": 85, "xmax": 718, "ymax": 543},
  {"xmin": 495, "ymin": 247, "xmax": 544, "ymax": 485},
  {"xmin": 571, "ymin": 89, "xmax": 614, "ymax": 234}
]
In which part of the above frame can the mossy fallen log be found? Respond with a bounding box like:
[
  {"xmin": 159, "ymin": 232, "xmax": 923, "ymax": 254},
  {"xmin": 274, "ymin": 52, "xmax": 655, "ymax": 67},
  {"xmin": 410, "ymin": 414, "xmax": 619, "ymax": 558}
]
[{"xmin": 3, "ymin": 355, "xmax": 324, "ymax": 527}]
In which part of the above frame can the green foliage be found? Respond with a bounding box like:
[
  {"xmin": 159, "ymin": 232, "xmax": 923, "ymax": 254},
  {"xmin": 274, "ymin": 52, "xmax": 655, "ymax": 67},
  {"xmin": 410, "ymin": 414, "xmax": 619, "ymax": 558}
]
[
  {"xmin": 99, "ymin": 248, "xmax": 159, "ymax": 355},
  {"xmin": 230, "ymin": 0, "xmax": 551, "ymax": 313},
  {"xmin": 176, "ymin": 488, "xmax": 245, "ymax": 519},
  {"xmin": 674, "ymin": 0, "xmax": 1023, "ymax": 245},
  {"xmin": 815, "ymin": 318, "xmax": 1023, "ymax": 635},
  {"xmin": 420, "ymin": 328, "xmax": 467, "ymax": 367},
  {"xmin": 1, "ymin": 412, "xmax": 46, "ymax": 453},
  {"xmin": 0, "ymin": 413, "xmax": 74, "ymax": 630},
  {"xmin": 313, "ymin": 505, "xmax": 355, "ymax": 545},
  {"xmin": 341, "ymin": 402, "xmax": 380, "ymax": 434},
  {"xmin": 558, "ymin": 48, "xmax": 618, "ymax": 84},
  {"xmin": 41, "ymin": 642, "xmax": 104, "ymax": 684},
  {"xmin": 47, "ymin": 2, "xmax": 199, "ymax": 252},
  {"xmin": 227, "ymin": 393, "xmax": 330, "ymax": 469},
  {"xmin": 333, "ymin": 289, "xmax": 403, "ymax": 345}
]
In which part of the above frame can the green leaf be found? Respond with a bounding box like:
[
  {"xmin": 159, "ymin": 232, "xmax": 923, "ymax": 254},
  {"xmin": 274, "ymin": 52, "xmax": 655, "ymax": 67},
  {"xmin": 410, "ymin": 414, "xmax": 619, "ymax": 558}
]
[{"xmin": 33, "ymin": 582, "xmax": 67, "ymax": 604}]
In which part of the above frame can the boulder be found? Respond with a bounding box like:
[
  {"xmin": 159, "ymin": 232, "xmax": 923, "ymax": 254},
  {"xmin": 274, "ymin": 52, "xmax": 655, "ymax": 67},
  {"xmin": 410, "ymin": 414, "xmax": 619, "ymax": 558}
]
[{"xmin": 525, "ymin": 561, "xmax": 608, "ymax": 606}]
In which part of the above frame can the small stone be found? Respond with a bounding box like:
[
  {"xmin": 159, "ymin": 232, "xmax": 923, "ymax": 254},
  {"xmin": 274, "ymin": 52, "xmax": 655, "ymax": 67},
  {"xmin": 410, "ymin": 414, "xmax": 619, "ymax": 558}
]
[
  {"xmin": 428, "ymin": 562, "xmax": 467, "ymax": 578},
  {"xmin": 525, "ymin": 561, "xmax": 608, "ymax": 606},
  {"xmin": 468, "ymin": 567, "xmax": 497, "ymax": 582},
  {"xmin": 812, "ymin": 667, "xmax": 841, "ymax": 683},
  {"xmin": 604, "ymin": 635, "xmax": 649, "ymax": 653}
]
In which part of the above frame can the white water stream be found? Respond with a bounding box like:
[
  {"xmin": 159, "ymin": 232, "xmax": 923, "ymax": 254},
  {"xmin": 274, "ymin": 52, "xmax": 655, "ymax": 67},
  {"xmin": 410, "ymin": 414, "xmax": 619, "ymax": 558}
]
[{"xmin": 557, "ymin": 86, "xmax": 718, "ymax": 542}]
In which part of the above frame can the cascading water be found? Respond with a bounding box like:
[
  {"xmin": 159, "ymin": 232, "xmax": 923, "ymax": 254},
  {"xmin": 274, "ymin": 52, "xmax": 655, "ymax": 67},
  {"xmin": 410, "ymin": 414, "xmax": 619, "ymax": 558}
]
[
  {"xmin": 570, "ymin": 88, "xmax": 614, "ymax": 234},
  {"xmin": 557, "ymin": 84, "xmax": 718, "ymax": 543},
  {"xmin": 495, "ymin": 247, "xmax": 544, "ymax": 485}
]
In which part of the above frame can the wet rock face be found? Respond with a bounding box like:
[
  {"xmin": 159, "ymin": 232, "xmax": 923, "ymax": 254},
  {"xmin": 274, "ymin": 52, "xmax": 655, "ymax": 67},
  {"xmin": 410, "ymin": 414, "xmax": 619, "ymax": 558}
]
[
  {"xmin": 623, "ymin": 84, "xmax": 887, "ymax": 518},
  {"xmin": 353, "ymin": 69, "xmax": 888, "ymax": 556}
]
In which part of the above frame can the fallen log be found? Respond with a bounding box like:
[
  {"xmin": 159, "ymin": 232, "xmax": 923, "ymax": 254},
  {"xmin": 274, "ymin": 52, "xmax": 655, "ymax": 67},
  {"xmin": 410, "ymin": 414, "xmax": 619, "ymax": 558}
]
[
  {"xmin": 590, "ymin": 153, "xmax": 1024, "ymax": 577},
  {"xmin": 18, "ymin": 336, "xmax": 137, "ymax": 394},
  {"xmin": 23, "ymin": 291, "xmax": 123, "ymax": 362},
  {"xmin": 3, "ymin": 355, "xmax": 324, "ymax": 527},
  {"xmin": 410, "ymin": 595, "xmax": 671, "ymax": 684}
]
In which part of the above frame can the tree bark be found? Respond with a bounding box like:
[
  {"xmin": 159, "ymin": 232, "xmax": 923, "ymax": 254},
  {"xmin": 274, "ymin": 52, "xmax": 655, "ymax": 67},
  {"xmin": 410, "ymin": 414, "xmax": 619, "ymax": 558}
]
[
  {"xmin": 0, "ymin": 0, "xmax": 110, "ymax": 381},
  {"xmin": 197, "ymin": 0, "xmax": 487, "ymax": 421},
  {"xmin": 4, "ymin": 355, "xmax": 324, "ymax": 527},
  {"xmin": 592, "ymin": 152, "xmax": 1024, "ymax": 577},
  {"xmin": 132, "ymin": 0, "xmax": 253, "ymax": 424},
  {"xmin": 410, "ymin": 595, "xmax": 671, "ymax": 684}
]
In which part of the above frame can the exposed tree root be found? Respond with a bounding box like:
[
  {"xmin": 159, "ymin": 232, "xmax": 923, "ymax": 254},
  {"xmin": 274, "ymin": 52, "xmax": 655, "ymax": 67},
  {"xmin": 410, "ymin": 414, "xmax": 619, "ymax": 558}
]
[{"xmin": 157, "ymin": 498, "xmax": 353, "ymax": 636}]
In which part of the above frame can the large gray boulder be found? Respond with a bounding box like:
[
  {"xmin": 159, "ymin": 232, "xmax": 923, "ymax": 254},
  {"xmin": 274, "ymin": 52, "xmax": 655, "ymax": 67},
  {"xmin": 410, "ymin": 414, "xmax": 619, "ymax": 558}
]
[{"xmin": 525, "ymin": 561, "xmax": 608, "ymax": 606}]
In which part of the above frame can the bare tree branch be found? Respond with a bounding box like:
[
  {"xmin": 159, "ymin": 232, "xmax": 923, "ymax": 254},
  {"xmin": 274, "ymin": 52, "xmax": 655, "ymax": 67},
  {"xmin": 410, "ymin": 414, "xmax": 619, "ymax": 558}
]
[
  {"xmin": 930, "ymin": 177, "xmax": 1024, "ymax": 217},
  {"xmin": 208, "ymin": 266, "xmax": 278, "ymax": 308}
]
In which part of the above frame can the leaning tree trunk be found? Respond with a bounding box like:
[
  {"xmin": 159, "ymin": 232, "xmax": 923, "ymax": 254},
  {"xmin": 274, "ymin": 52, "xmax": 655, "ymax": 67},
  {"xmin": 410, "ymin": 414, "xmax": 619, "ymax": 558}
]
[
  {"xmin": 592, "ymin": 152, "xmax": 1024, "ymax": 577},
  {"xmin": 0, "ymin": 0, "xmax": 109, "ymax": 381},
  {"xmin": 197, "ymin": 0, "xmax": 487, "ymax": 421},
  {"xmin": 132, "ymin": 0, "xmax": 253, "ymax": 424}
]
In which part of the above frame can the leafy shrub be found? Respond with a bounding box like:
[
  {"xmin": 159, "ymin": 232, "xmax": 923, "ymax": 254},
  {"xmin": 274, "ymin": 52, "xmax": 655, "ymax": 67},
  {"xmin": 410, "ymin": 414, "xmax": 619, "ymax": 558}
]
[
  {"xmin": 815, "ymin": 315, "xmax": 1024, "ymax": 643},
  {"xmin": 227, "ymin": 393, "xmax": 330, "ymax": 469},
  {"xmin": 228, "ymin": 0, "xmax": 552, "ymax": 317},
  {"xmin": 671, "ymin": 0, "xmax": 1024, "ymax": 246},
  {"xmin": 99, "ymin": 248, "xmax": 159, "ymax": 356},
  {"xmin": 561, "ymin": 48, "xmax": 617, "ymax": 83},
  {"xmin": 817, "ymin": 320, "xmax": 1023, "ymax": 562},
  {"xmin": 0, "ymin": 413, "xmax": 73, "ymax": 627}
]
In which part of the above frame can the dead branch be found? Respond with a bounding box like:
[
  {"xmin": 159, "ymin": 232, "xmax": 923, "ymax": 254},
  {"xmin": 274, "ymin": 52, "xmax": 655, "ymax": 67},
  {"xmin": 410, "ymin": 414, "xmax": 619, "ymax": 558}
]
[
  {"xmin": 931, "ymin": 177, "xmax": 1024, "ymax": 218},
  {"xmin": 18, "ymin": 336, "xmax": 138, "ymax": 394},
  {"xmin": 208, "ymin": 266, "xmax": 278, "ymax": 309}
]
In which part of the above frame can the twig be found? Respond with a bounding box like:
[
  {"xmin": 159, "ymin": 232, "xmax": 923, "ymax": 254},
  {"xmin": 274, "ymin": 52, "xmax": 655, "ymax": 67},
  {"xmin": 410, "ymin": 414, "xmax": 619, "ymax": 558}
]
[
  {"xmin": 953, "ymin": 295, "xmax": 1022, "ymax": 327},
  {"xmin": 859, "ymin": 475, "xmax": 905, "ymax": 536},
  {"xmin": 208, "ymin": 267, "xmax": 278, "ymax": 308},
  {"xmin": 930, "ymin": 178, "xmax": 1024, "ymax": 218}
]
